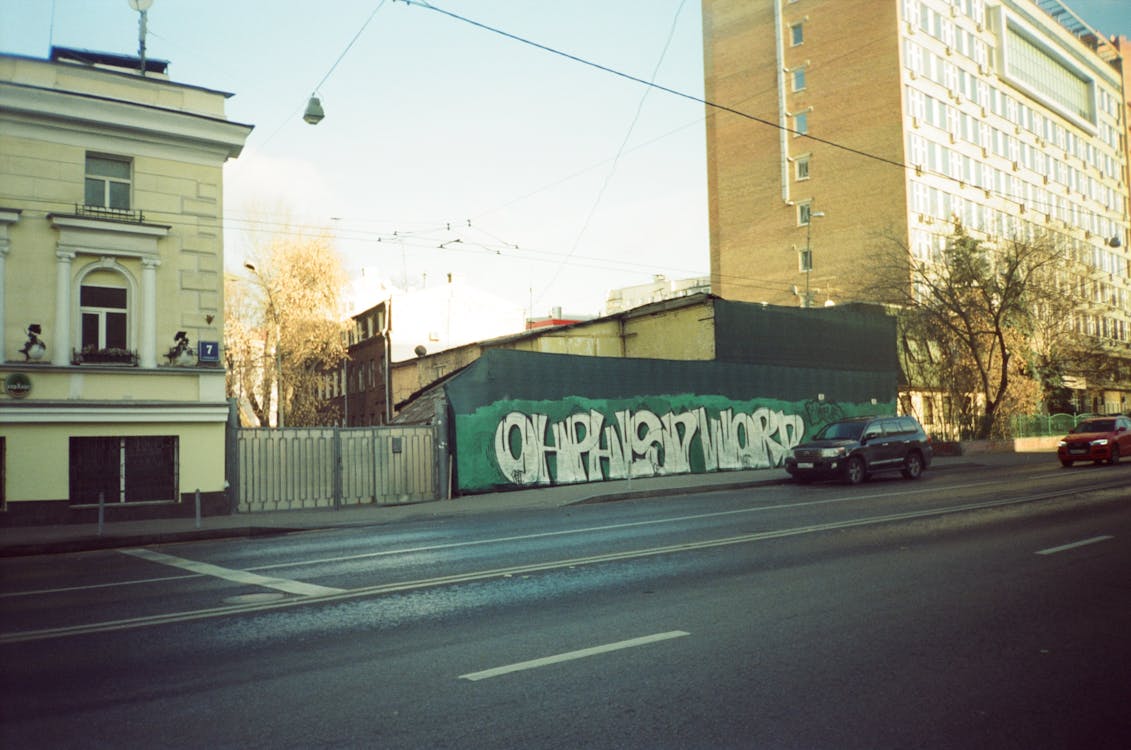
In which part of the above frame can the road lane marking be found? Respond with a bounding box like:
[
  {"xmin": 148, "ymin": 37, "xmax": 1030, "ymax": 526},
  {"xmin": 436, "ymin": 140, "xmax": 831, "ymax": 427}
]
[
  {"xmin": 0, "ymin": 573, "xmax": 196, "ymax": 600},
  {"xmin": 1036, "ymin": 535, "xmax": 1114, "ymax": 556},
  {"xmin": 121, "ymin": 548, "xmax": 345, "ymax": 597},
  {"xmin": 249, "ymin": 479, "xmax": 1009, "ymax": 572},
  {"xmin": 459, "ymin": 631, "xmax": 690, "ymax": 681},
  {"xmin": 1, "ymin": 486, "xmax": 1119, "ymax": 644}
]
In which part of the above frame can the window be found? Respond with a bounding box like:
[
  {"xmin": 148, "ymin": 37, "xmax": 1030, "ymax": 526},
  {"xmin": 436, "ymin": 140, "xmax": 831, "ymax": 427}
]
[
  {"xmin": 795, "ymin": 154, "xmax": 810, "ymax": 180},
  {"xmin": 85, "ymin": 155, "xmax": 131, "ymax": 210},
  {"xmin": 792, "ymin": 67, "xmax": 807, "ymax": 91},
  {"xmin": 69, "ymin": 436, "xmax": 178, "ymax": 504},
  {"xmin": 80, "ymin": 284, "xmax": 128, "ymax": 350},
  {"xmin": 1005, "ymin": 23, "xmax": 1093, "ymax": 122},
  {"xmin": 790, "ymin": 23, "xmax": 803, "ymax": 46},
  {"xmin": 794, "ymin": 111, "xmax": 808, "ymax": 135},
  {"xmin": 798, "ymin": 202, "xmax": 817, "ymax": 226}
]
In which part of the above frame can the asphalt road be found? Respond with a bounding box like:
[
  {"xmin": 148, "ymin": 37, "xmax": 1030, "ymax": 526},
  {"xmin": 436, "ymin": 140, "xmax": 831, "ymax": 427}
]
[{"xmin": 2, "ymin": 460, "xmax": 1129, "ymax": 749}]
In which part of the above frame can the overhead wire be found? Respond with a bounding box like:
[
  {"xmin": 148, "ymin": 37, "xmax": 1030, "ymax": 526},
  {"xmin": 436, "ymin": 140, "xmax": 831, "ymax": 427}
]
[
  {"xmin": 217, "ymin": 0, "xmax": 1123, "ymax": 303},
  {"xmin": 255, "ymin": 0, "xmax": 390, "ymax": 148},
  {"xmin": 535, "ymin": 0, "xmax": 690, "ymax": 307},
  {"xmin": 400, "ymin": 0, "xmax": 1126, "ymax": 240}
]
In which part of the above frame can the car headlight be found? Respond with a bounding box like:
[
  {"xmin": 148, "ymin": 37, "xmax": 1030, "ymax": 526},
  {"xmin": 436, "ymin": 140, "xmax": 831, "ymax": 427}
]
[
  {"xmin": 819, "ymin": 447, "xmax": 845, "ymax": 458},
  {"xmin": 1091, "ymin": 438, "xmax": 1109, "ymax": 446},
  {"xmin": 1058, "ymin": 440, "xmax": 1068, "ymax": 448}
]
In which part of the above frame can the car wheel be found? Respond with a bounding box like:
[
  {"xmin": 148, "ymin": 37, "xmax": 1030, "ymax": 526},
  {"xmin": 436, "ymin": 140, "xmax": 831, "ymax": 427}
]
[
  {"xmin": 1109, "ymin": 445, "xmax": 1120, "ymax": 465},
  {"xmin": 844, "ymin": 456, "xmax": 865, "ymax": 485},
  {"xmin": 1060, "ymin": 459, "xmax": 1073, "ymax": 468},
  {"xmin": 901, "ymin": 452, "xmax": 924, "ymax": 480}
]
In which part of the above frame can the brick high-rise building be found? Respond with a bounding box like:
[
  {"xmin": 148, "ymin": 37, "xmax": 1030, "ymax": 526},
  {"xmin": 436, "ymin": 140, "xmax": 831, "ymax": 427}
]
[{"xmin": 703, "ymin": 0, "xmax": 1130, "ymax": 412}]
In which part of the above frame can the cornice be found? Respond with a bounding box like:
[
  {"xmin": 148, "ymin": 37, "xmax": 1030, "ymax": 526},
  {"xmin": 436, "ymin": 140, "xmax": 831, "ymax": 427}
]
[
  {"xmin": 0, "ymin": 400, "xmax": 230, "ymax": 424},
  {"xmin": 0, "ymin": 80, "xmax": 253, "ymax": 159}
]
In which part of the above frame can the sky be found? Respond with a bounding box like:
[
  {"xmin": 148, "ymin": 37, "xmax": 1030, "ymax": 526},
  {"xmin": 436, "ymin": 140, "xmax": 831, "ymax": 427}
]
[{"xmin": 2, "ymin": 0, "xmax": 1129, "ymax": 318}]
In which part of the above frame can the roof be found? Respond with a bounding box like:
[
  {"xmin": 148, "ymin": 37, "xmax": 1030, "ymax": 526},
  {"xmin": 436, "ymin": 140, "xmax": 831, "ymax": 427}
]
[{"xmin": 51, "ymin": 46, "xmax": 169, "ymax": 76}]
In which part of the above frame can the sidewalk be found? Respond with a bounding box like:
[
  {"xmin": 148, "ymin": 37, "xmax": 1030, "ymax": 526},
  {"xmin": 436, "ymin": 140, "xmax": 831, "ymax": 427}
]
[{"xmin": 0, "ymin": 453, "xmax": 1045, "ymax": 557}]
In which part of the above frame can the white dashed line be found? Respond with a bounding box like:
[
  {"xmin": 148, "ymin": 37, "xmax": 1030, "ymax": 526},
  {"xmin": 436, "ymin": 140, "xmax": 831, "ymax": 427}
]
[
  {"xmin": 459, "ymin": 631, "xmax": 690, "ymax": 681},
  {"xmin": 1036, "ymin": 535, "xmax": 1114, "ymax": 556},
  {"xmin": 122, "ymin": 548, "xmax": 346, "ymax": 596}
]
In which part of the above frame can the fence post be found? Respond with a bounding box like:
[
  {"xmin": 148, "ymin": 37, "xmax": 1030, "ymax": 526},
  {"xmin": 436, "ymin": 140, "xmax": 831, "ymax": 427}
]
[
  {"xmin": 434, "ymin": 399, "xmax": 450, "ymax": 500},
  {"xmin": 332, "ymin": 427, "xmax": 343, "ymax": 511},
  {"xmin": 195, "ymin": 488, "xmax": 202, "ymax": 529},
  {"xmin": 226, "ymin": 397, "xmax": 240, "ymax": 514},
  {"xmin": 98, "ymin": 491, "xmax": 105, "ymax": 536}
]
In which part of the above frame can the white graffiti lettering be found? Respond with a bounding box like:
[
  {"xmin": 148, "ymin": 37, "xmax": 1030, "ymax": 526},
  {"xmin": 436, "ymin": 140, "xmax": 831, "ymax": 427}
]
[{"xmin": 492, "ymin": 406, "xmax": 804, "ymax": 487}]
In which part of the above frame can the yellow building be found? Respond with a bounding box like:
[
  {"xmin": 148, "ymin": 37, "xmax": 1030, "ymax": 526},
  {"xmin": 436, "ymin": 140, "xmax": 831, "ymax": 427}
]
[
  {"xmin": 0, "ymin": 48, "xmax": 251, "ymax": 523},
  {"xmin": 703, "ymin": 0, "xmax": 1131, "ymax": 412}
]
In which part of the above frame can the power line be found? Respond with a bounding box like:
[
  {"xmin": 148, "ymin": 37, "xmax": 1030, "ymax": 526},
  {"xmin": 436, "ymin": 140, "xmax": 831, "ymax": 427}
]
[
  {"xmin": 536, "ymin": 0, "xmax": 690, "ymax": 307},
  {"xmin": 400, "ymin": 0, "xmax": 1126, "ymax": 235},
  {"xmin": 401, "ymin": 0, "xmax": 908, "ymax": 172}
]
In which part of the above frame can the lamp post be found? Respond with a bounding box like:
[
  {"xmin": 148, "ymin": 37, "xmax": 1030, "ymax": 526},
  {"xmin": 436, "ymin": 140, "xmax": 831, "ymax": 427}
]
[
  {"xmin": 801, "ymin": 208, "xmax": 826, "ymax": 308},
  {"xmin": 244, "ymin": 263, "xmax": 283, "ymax": 428}
]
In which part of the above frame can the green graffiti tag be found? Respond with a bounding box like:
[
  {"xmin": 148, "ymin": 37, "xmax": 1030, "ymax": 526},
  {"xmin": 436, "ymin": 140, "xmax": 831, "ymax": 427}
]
[
  {"xmin": 493, "ymin": 406, "xmax": 803, "ymax": 487},
  {"xmin": 454, "ymin": 394, "xmax": 890, "ymax": 491}
]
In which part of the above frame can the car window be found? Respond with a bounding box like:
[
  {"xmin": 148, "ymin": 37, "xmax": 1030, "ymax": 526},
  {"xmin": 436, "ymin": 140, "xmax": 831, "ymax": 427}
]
[
  {"xmin": 1074, "ymin": 420, "xmax": 1114, "ymax": 433},
  {"xmin": 864, "ymin": 421, "xmax": 888, "ymax": 439},
  {"xmin": 816, "ymin": 421, "xmax": 866, "ymax": 440}
]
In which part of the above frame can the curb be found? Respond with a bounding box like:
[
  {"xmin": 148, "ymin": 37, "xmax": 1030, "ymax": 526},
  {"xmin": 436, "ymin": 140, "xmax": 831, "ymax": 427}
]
[{"xmin": 0, "ymin": 458, "xmax": 996, "ymax": 557}]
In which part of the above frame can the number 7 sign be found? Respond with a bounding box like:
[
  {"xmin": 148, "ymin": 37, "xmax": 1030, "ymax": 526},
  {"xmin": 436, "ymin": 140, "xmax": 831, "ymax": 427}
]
[{"xmin": 198, "ymin": 341, "xmax": 220, "ymax": 363}]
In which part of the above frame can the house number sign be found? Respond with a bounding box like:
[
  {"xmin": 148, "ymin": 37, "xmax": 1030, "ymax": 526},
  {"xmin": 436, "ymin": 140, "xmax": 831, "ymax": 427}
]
[{"xmin": 198, "ymin": 341, "xmax": 220, "ymax": 363}]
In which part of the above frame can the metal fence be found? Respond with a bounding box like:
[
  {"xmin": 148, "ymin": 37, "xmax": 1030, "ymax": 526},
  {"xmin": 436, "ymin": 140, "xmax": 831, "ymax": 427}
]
[
  {"xmin": 233, "ymin": 425, "xmax": 437, "ymax": 513},
  {"xmin": 1010, "ymin": 413, "xmax": 1105, "ymax": 438}
]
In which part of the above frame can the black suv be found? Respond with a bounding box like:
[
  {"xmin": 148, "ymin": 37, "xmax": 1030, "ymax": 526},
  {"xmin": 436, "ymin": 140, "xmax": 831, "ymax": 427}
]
[{"xmin": 785, "ymin": 415, "xmax": 933, "ymax": 484}]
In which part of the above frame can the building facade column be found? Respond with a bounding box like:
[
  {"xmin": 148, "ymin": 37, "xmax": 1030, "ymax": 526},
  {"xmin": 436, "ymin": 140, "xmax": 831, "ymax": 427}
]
[
  {"xmin": 139, "ymin": 257, "xmax": 160, "ymax": 368},
  {"xmin": 52, "ymin": 249, "xmax": 75, "ymax": 366},
  {"xmin": 0, "ymin": 242, "xmax": 8, "ymax": 360},
  {"xmin": 0, "ymin": 208, "xmax": 20, "ymax": 361}
]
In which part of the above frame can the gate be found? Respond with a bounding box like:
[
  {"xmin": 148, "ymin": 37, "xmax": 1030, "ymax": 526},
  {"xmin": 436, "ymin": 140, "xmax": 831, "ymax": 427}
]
[{"xmin": 234, "ymin": 425, "xmax": 437, "ymax": 513}]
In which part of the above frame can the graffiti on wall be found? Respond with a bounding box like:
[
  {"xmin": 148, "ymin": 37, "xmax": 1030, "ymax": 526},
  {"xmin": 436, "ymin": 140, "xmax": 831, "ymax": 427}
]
[{"xmin": 493, "ymin": 406, "xmax": 805, "ymax": 487}]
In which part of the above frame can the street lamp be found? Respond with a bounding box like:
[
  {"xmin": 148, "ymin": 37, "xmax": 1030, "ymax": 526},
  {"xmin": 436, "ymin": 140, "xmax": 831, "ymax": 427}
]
[
  {"xmin": 303, "ymin": 95, "xmax": 325, "ymax": 125},
  {"xmin": 801, "ymin": 208, "xmax": 826, "ymax": 308},
  {"xmin": 244, "ymin": 262, "xmax": 284, "ymax": 428}
]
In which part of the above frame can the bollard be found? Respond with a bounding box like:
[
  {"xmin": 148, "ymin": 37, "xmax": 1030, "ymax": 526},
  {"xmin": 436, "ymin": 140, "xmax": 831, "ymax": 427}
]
[
  {"xmin": 195, "ymin": 488, "xmax": 202, "ymax": 529},
  {"xmin": 98, "ymin": 490, "xmax": 105, "ymax": 536}
]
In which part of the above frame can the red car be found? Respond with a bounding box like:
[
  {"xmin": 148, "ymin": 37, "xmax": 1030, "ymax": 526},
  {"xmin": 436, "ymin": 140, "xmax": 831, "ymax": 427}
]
[{"xmin": 1058, "ymin": 415, "xmax": 1131, "ymax": 467}]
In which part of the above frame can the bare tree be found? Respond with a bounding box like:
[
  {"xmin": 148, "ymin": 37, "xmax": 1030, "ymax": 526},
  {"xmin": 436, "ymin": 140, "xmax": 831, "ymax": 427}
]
[
  {"xmin": 872, "ymin": 221, "xmax": 1091, "ymax": 439},
  {"xmin": 227, "ymin": 231, "xmax": 349, "ymax": 427}
]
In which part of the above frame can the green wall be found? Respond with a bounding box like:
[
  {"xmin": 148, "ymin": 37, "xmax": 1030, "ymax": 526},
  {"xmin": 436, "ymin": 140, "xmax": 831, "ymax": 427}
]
[{"xmin": 447, "ymin": 349, "xmax": 896, "ymax": 493}]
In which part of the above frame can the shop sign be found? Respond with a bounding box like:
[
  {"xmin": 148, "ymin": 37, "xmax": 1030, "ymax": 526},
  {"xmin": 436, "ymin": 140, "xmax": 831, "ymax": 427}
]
[{"xmin": 4, "ymin": 372, "xmax": 32, "ymax": 399}]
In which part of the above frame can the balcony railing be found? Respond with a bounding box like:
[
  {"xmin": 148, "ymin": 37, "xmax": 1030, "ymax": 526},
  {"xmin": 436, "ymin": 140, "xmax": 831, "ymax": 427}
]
[{"xmin": 74, "ymin": 203, "xmax": 146, "ymax": 224}]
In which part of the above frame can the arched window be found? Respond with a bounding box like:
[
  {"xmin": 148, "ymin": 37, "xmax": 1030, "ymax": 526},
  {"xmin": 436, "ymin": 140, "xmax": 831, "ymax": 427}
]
[{"xmin": 80, "ymin": 279, "xmax": 128, "ymax": 351}]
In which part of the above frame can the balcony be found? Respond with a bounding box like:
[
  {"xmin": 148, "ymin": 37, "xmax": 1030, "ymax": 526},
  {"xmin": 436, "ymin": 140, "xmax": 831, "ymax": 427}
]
[{"xmin": 73, "ymin": 203, "xmax": 146, "ymax": 224}]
